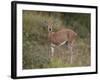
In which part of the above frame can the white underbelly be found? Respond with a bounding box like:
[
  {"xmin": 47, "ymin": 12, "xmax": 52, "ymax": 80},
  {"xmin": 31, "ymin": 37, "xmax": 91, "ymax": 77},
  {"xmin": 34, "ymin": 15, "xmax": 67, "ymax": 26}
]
[
  {"xmin": 51, "ymin": 41, "xmax": 67, "ymax": 47},
  {"xmin": 58, "ymin": 41, "xmax": 67, "ymax": 46}
]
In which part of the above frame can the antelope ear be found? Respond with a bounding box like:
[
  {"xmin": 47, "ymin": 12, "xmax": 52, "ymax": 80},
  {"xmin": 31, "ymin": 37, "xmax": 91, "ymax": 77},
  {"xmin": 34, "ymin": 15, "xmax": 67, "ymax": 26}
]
[
  {"xmin": 44, "ymin": 20, "xmax": 47, "ymax": 24},
  {"xmin": 42, "ymin": 20, "xmax": 47, "ymax": 28},
  {"xmin": 51, "ymin": 23, "xmax": 54, "ymax": 27}
]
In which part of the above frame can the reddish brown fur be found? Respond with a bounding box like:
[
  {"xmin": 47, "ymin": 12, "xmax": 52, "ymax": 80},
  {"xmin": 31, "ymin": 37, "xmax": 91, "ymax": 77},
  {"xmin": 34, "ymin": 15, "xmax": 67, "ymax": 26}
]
[
  {"xmin": 48, "ymin": 28, "xmax": 77, "ymax": 46},
  {"xmin": 47, "ymin": 21, "xmax": 77, "ymax": 63}
]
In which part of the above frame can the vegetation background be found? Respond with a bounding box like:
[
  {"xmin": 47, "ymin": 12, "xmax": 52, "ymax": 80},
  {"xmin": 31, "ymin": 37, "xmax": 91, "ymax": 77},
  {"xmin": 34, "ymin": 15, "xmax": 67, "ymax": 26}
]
[{"xmin": 23, "ymin": 10, "xmax": 91, "ymax": 69}]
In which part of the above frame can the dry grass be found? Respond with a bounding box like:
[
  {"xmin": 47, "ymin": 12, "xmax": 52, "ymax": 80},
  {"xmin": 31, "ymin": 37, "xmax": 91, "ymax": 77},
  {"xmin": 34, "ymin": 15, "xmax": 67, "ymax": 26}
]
[{"xmin": 23, "ymin": 38, "xmax": 90, "ymax": 69}]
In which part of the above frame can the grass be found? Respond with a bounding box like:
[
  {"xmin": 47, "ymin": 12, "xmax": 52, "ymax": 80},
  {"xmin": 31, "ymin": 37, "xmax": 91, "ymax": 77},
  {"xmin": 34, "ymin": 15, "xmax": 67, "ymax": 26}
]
[{"xmin": 23, "ymin": 37, "xmax": 90, "ymax": 69}]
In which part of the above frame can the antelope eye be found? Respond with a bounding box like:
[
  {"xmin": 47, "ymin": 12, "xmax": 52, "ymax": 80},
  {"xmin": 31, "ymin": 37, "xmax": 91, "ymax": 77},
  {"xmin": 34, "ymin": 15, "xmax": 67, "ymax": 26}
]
[{"xmin": 49, "ymin": 28, "xmax": 51, "ymax": 31}]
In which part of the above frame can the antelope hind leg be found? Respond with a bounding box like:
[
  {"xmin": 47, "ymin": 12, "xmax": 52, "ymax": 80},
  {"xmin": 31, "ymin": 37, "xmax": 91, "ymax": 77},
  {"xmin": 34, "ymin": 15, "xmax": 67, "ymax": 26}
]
[{"xmin": 68, "ymin": 43, "xmax": 73, "ymax": 64}]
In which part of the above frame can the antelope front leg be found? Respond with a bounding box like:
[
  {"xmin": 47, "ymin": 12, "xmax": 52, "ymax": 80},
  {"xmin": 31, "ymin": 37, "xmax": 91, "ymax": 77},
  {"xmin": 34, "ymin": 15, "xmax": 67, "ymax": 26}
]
[{"xmin": 51, "ymin": 47, "xmax": 54, "ymax": 57}]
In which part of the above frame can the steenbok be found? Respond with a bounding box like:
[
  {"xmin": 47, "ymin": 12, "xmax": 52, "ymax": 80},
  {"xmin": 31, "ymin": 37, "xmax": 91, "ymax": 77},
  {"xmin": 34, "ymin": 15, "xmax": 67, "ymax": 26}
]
[{"xmin": 46, "ymin": 21, "xmax": 77, "ymax": 64}]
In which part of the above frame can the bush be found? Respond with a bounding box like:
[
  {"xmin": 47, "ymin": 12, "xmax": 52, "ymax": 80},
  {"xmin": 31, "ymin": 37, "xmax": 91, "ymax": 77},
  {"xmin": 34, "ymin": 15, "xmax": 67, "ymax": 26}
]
[{"xmin": 23, "ymin": 10, "xmax": 91, "ymax": 69}]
